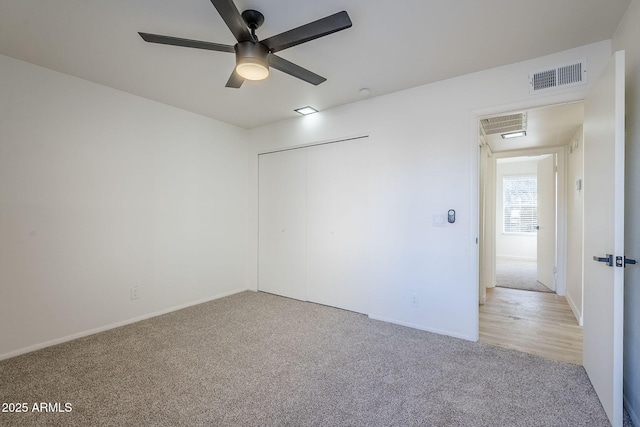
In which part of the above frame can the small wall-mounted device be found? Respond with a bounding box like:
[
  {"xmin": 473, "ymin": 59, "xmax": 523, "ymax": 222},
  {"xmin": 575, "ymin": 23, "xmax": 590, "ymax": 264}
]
[{"xmin": 448, "ymin": 209, "xmax": 456, "ymax": 223}]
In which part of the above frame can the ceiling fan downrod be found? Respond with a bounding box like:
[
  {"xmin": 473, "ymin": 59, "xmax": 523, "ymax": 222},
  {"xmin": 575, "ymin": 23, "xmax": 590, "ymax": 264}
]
[{"xmin": 241, "ymin": 9, "xmax": 264, "ymax": 41}]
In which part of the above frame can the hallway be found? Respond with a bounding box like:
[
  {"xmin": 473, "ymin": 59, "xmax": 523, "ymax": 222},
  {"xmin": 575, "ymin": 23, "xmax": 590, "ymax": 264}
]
[
  {"xmin": 495, "ymin": 258, "xmax": 553, "ymax": 293},
  {"xmin": 479, "ymin": 287, "xmax": 582, "ymax": 365}
]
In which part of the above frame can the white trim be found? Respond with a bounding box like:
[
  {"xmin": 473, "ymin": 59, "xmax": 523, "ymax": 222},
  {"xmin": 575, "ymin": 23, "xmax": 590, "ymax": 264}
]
[
  {"xmin": 0, "ymin": 288, "xmax": 249, "ymax": 361},
  {"xmin": 469, "ymin": 111, "xmax": 480, "ymax": 340},
  {"xmin": 368, "ymin": 314, "xmax": 476, "ymax": 342},
  {"xmin": 566, "ymin": 291, "xmax": 584, "ymax": 326}
]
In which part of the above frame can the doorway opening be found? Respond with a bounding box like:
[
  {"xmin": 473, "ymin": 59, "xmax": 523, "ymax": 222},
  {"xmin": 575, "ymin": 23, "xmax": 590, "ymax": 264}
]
[
  {"xmin": 495, "ymin": 155, "xmax": 555, "ymax": 294},
  {"xmin": 477, "ymin": 101, "xmax": 584, "ymax": 364}
]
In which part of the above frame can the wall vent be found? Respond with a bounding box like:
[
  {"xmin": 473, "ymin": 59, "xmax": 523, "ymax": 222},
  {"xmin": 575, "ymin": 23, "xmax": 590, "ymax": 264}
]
[
  {"xmin": 529, "ymin": 59, "xmax": 587, "ymax": 94},
  {"xmin": 480, "ymin": 113, "xmax": 527, "ymax": 135}
]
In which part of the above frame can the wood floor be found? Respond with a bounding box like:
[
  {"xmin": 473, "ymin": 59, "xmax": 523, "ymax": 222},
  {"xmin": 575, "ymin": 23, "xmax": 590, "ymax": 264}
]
[{"xmin": 479, "ymin": 286, "xmax": 583, "ymax": 365}]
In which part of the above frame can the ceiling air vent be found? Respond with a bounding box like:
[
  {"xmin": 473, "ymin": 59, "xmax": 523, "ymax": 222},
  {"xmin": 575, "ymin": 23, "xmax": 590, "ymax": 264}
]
[
  {"xmin": 480, "ymin": 113, "xmax": 527, "ymax": 135},
  {"xmin": 529, "ymin": 59, "xmax": 587, "ymax": 94}
]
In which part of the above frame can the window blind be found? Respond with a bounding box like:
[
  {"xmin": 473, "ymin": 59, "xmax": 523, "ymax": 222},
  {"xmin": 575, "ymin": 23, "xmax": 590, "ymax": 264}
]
[{"xmin": 503, "ymin": 175, "xmax": 537, "ymax": 233}]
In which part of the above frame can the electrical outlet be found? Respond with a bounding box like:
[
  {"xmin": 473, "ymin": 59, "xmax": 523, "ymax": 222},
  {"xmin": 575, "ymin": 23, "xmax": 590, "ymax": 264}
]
[
  {"xmin": 131, "ymin": 286, "xmax": 140, "ymax": 300},
  {"xmin": 410, "ymin": 294, "xmax": 419, "ymax": 307}
]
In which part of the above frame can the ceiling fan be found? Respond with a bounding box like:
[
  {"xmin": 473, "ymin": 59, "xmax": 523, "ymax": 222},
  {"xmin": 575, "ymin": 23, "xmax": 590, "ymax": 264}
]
[{"xmin": 138, "ymin": 0, "xmax": 352, "ymax": 88}]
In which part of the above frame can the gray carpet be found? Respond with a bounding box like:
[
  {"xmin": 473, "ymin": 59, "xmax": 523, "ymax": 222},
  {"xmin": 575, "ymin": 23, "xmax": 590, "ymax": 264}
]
[
  {"xmin": 0, "ymin": 291, "xmax": 613, "ymax": 426},
  {"xmin": 496, "ymin": 258, "xmax": 553, "ymax": 293}
]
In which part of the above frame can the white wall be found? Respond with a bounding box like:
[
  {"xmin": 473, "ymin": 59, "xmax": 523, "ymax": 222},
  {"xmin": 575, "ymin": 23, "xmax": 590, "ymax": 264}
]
[
  {"xmin": 247, "ymin": 41, "xmax": 612, "ymax": 341},
  {"xmin": 495, "ymin": 158, "xmax": 539, "ymax": 261},
  {"xmin": 0, "ymin": 36, "xmax": 617, "ymax": 358},
  {"xmin": 612, "ymin": 0, "xmax": 640, "ymax": 424},
  {"xmin": 0, "ymin": 54, "xmax": 249, "ymax": 359},
  {"xmin": 565, "ymin": 127, "xmax": 584, "ymax": 324}
]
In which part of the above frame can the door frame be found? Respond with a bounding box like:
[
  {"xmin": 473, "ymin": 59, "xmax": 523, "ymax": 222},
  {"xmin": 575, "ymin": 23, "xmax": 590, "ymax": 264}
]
[
  {"xmin": 471, "ymin": 95, "xmax": 585, "ymax": 322},
  {"xmin": 483, "ymin": 145, "xmax": 567, "ymax": 296}
]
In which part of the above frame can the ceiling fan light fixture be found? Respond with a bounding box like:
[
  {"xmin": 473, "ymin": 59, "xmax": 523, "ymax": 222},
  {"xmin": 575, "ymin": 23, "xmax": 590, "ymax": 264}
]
[
  {"xmin": 236, "ymin": 61, "xmax": 269, "ymax": 80},
  {"xmin": 235, "ymin": 41, "xmax": 269, "ymax": 81},
  {"xmin": 139, "ymin": 5, "xmax": 352, "ymax": 89}
]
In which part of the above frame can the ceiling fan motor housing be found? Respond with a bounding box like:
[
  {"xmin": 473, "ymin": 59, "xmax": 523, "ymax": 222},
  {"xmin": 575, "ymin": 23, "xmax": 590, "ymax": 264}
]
[{"xmin": 235, "ymin": 41, "xmax": 269, "ymax": 80}]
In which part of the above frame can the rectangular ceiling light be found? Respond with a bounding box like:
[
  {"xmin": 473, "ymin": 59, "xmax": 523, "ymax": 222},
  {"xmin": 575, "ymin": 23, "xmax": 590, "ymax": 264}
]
[
  {"xmin": 295, "ymin": 106, "xmax": 318, "ymax": 115},
  {"xmin": 501, "ymin": 131, "xmax": 527, "ymax": 139}
]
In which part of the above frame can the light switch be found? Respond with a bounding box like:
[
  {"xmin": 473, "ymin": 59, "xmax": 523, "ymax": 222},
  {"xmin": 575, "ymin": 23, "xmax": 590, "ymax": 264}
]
[{"xmin": 433, "ymin": 213, "xmax": 446, "ymax": 227}]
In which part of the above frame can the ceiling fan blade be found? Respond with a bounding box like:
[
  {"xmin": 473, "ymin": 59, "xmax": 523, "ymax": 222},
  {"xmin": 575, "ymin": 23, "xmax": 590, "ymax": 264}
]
[
  {"xmin": 269, "ymin": 54, "xmax": 326, "ymax": 85},
  {"xmin": 262, "ymin": 11, "xmax": 352, "ymax": 53},
  {"xmin": 139, "ymin": 33, "xmax": 235, "ymax": 53},
  {"xmin": 225, "ymin": 70, "xmax": 244, "ymax": 88},
  {"xmin": 209, "ymin": 0, "xmax": 252, "ymax": 42}
]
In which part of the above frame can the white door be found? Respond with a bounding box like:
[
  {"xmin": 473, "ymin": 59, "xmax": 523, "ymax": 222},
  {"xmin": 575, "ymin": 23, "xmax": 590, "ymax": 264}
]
[
  {"xmin": 258, "ymin": 149, "xmax": 307, "ymax": 301},
  {"xmin": 306, "ymin": 139, "xmax": 370, "ymax": 314},
  {"xmin": 583, "ymin": 50, "xmax": 625, "ymax": 427},
  {"xmin": 536, "ymin": 155, "xmax": 555, "ymax": 289}
]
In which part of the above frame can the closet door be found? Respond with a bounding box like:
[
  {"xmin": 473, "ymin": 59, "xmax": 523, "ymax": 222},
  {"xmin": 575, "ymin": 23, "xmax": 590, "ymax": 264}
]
[
  {"xmin": 306, "ymin": 139, "xmax": 370, "ymax": 314},
  {"xmin": 258, "ymin": 149, "xmax": 307, "ymax": 301}
]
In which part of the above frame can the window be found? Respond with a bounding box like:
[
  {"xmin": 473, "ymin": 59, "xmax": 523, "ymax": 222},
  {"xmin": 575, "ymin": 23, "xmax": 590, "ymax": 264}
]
[{"xmin": 503, "ymin": 175, "xmax": 537, "ymax": 233}]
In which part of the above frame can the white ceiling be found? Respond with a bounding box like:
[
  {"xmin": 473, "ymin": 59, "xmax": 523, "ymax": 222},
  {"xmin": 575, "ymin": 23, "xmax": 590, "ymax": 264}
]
[
  {"xmin": 0, "ymin": 0, "xmax": 630, "ymax": 129},
  {"xmin": 483, "ymin": 102, "xmax": 584, "ymax": 153}
]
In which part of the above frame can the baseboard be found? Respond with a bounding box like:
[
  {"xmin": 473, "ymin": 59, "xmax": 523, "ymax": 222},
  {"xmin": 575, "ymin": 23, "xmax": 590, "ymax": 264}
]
[
  {"xmin": 624, "ymin": 394, "xmax": 639, "ymax": 427},
  {"xmin": 565, "ymin": 292, "xmax": 583, "ymax": 326},
  {"xmin": 0, "ymin": 287, "xmax": 248, "ymax": 361},
  {"xmin": 367, "ymin": 314, "xmax": 477, "ymax": 342}
]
